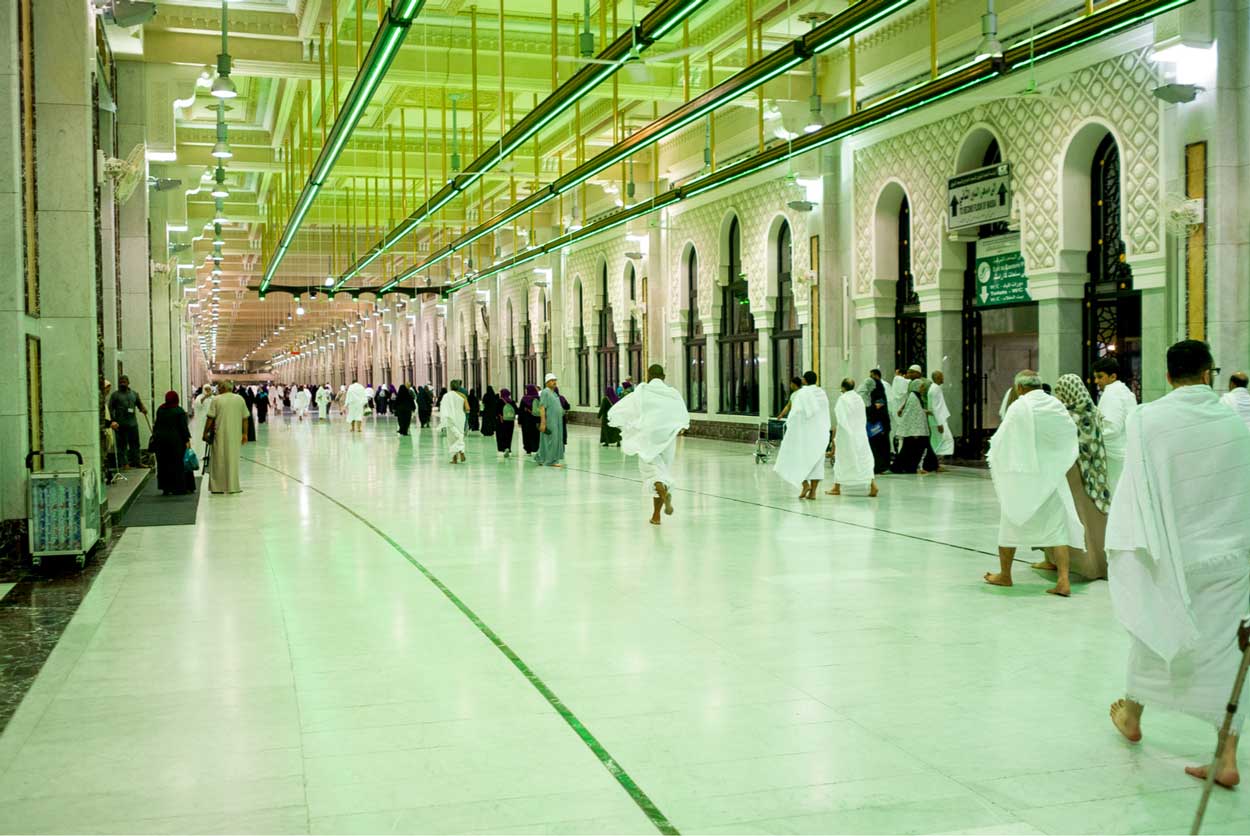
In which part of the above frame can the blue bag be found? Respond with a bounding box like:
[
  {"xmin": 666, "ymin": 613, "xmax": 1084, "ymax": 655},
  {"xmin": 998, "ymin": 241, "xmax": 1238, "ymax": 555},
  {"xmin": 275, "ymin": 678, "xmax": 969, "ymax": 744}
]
[{"xmin": 183, "ymin": 447, "xmax": 200, "ymax": 472}]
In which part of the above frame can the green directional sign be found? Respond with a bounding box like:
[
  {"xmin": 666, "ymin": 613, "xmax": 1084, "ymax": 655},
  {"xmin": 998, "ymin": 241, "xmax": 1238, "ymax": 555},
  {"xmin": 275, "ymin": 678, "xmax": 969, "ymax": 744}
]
[{"xmin": 974, "ymin": 233, "xmax": 1031, "ymax": 308}]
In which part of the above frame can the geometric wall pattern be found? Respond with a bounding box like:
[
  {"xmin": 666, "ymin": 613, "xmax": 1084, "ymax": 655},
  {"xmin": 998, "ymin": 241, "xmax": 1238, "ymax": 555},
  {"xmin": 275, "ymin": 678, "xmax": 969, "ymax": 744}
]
[{"xmin": 853, "ymin": 49, "xmax": 1163, "ymax": 297}]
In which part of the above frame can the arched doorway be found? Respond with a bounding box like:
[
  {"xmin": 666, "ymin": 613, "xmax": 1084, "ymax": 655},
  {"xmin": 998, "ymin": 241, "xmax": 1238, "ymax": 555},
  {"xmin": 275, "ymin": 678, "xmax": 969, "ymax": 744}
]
[
  {"xmin": 575, "ymin": 282, "xmax": 590, "ymax": 405},
  {"xmin": 596, "ymin": 262, "xmax": 619, "ymax": 394},
  {"xmin": 959, "ymin": 135, "xmax": 1037, "ymax": 451},
  {"xmin": 718, "ymin": 216, "xmax": 757, "ymax": 415},
  {"xmin": 1084, "ymin": 134, "xmax": 1140, "ymax": 395},
  {"xmin": 683, "ymin": 246, "xmax": 705, "ymax": 412},
  {"xmin": 772, "ymin": 220, "xmax": 800, "ymax": 414},
  {"xmin": 894, "ymin": 196, "xmax": 926, "ymax": 374},
  {"xmin": 626, "ymin": 263, "xmax": 642, "ymax": 382}
]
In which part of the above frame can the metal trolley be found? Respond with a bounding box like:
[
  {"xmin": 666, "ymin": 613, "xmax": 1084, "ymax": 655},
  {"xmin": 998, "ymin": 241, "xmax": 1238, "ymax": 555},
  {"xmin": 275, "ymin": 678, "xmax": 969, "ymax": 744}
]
[
  {"xmin": 755, "ymin": 418, "xmax": 786, "ymax": 463},
  {"xmin": 25, "ymin": 450, "xmax": 101, "ymax": 569}
]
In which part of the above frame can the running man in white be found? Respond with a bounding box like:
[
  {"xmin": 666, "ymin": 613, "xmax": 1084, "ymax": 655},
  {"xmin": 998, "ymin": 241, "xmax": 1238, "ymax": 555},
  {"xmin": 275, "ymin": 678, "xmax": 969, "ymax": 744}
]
[{"xmin": 608, "ymin": 364, "xmax": 691, "ymax": 526}]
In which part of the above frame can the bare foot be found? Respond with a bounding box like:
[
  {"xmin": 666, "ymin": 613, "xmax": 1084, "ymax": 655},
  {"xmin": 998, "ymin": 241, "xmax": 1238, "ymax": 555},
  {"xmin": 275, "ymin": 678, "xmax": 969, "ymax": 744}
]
[
  {"xmin": 649, "ymin": 516, "xmax": 661, "ymax": 526},
  {"xmin": 551, "ymin": 463, "xmax": 564, "ymax": 468},
  {"xmin": 826, "ymin": 485, "xmax": 841, "ymax": 496},
  {"xmin": 1031, "ymin": 561, "xmax": 1058, "ymax": 571},
  {"xmin": 1109, "ymin": 699, "xmax": 1142, "ymax": 742},
  {"xmin": 984, "ymin": 572, "xmax": 1013, "ymax": 588},
  {"xmin": 1046, "ymin": 584, "xmax": 1071, "ymax": 597},
  {"xmin": 660, "ymin": 485, "xmax": 674, "ymax": 516},
  {"xmin": 869, "ymin": 483, "xmax": 879, "ymax": 497},
  {"xmin": 1185, "ymin": 764, "xmax": 1240, "ymax": 789}
]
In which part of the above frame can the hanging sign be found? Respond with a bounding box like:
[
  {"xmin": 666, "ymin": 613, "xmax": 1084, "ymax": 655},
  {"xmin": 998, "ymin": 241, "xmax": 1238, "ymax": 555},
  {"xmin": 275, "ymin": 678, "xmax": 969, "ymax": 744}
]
[
  {"xmin": 974, "ymin": 233, "xmax": 1030, "ymax": 307},
  {"xmin": 948, "ymin": 163, "xmax": 1012, "ymax": 230}
]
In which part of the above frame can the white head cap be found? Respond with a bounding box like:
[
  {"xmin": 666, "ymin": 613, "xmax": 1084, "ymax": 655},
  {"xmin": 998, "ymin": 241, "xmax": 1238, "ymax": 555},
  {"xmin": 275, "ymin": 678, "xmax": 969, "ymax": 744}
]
[
  {"xmin": 908, "ymin": 364, "xmax": 922, "ymax": 373},
  {"xmin": 544, "ymin": 372, "xmax": 557, "ymax": 384}
]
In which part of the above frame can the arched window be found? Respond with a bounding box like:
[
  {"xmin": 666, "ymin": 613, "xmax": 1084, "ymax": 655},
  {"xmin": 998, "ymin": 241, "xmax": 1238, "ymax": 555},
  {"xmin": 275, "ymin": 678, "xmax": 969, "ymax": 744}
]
[
  {"xmin": 718, "ymin": 217, "xmax": 758, "ymax": 415},
  {"xmin": 523, "ymin": 306, "xmax": 537, "ymax": 388},
  {"xmin": 576, "ymin": 282, "xmax": 590, "ymax": 405},
  {"xmin": 893, "ymin": 195, "xmax": 925, "ymax": 371},
  {"xmin": 684, "ymin": 247, "xmax": 705, "ymax": 412},
  {"xmin": 626, "ymin": 263, "xmax": 642, "ymax": 382},
  {"xmin": 596, "ymin": 262, "xmax": 619, "ymax": 394},
  {"xmin": 772, "ymin": 221, "xmax": 800, "ymax": 414},
  {"xmin": 1086, "ymin": 133, "xmax": 1140, "ymax": 395}
]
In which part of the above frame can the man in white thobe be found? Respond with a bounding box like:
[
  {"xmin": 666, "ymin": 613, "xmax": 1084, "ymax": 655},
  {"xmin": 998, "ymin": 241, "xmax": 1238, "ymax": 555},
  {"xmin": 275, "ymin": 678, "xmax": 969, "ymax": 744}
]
[
  {"xmin": 890, "ymin": 368, "xmax": 910, "ymax": 451},
  {"xmin": 439, "ymin": 380, "xmax": 469, "ymax": 464},
  {"xmin": 608, "ymin": 364, "xmax": 690, "ymax": 526},
  {"xmin": 1106, "ymin": 340, "xmax": 1250, "ymax": 788},
  {"xmin": 983, "ymin": 370, "xmax": 1083, "ymax": 597},
  {"xmin": 928, "ymin": 370, "xmax": 954, "ymax": 459},
  {"xmin": 293, "ymin": 386, "xmax": 312, "ymax": 421},
  {"xmin": 1093, "ymin": 356, "xmax": 1138, "ymax": 496},
  {"xmin": 345, "ymin": 380, "xmax": 368, "ymax": 433},
  {"xmin": 829, "ymin": 378, "xmax": 879, "ymax": 498},
  {"xmin": 773, "ymin": 371, "xmax": 831, "ymax": 500},
  {"xmin": 1220, "ymin": 371, "xmax": 1250, "ymax": 431},
  {"xmin": 316, "ymin": 384, "xmax": 332, "ymax": 420}
]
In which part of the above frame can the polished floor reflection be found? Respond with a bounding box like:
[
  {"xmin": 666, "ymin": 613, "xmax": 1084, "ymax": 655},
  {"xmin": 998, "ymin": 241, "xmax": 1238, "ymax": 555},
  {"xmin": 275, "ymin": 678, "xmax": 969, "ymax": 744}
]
[{"xmin": 0, "ymin": 415, "xmax": 1244, "ymax": 835}]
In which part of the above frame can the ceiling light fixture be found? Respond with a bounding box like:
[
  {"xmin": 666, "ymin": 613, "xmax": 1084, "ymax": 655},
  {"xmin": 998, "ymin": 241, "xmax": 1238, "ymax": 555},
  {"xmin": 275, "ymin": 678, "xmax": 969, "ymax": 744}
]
[{"xmin": 974, "ymin": 0, "xmax": 1004, "ymax": 61}]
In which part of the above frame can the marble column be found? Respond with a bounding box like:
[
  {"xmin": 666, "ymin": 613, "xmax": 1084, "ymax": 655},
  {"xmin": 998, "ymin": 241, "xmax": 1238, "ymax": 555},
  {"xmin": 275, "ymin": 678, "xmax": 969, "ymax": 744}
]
[
  {"xmin": 1036, "ymin": 299, "xmax": 1084, "ymax": 386},
  {"xmin": 1206, "ymin": 0, "xmax": 1250, "ymax": 379},
  {"xmin": 32, "ymin": 0, "xmax": 102, "ymax": 480},
  {"xmin": 0, "ymin": 0, "xmax": 27, "ymax": 523},
  {"xmin": 117, "ymin": 63, "xmax": 153, "ymax": 438},
  {"xmin": 703, "ymin": 322, "xmax": 721, "ymax": 415},
  {"xmin": 756, "ymin": 322, "xmax": 774, "ymax": 419}
]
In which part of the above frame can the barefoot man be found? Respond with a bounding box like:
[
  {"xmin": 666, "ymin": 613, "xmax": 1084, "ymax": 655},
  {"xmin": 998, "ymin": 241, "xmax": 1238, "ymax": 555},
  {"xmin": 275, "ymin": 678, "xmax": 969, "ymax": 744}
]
[
  {"xmin": 608, "ymin": 364, "xmax": 690, "ymax": 526},
  {"xmin": 1106, "ymin": 340, "xmax": 1250, "ymax": 787},
  {"xmin": 984, "ymin": 370, "xmax": 1084, "ymax": 597},
  {"xmin": 828, "ymin": 378, "xmax": 879, "ymax": 497},
  {"xmin": 774, "ymin": 371, "xmax": 831, "ymax": 500}
]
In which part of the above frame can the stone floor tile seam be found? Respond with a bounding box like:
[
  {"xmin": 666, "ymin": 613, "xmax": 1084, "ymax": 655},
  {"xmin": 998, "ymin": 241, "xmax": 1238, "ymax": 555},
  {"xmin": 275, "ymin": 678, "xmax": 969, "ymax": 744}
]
[{"xmin": 238, "ymin": 453, "xmax": 680, "ymax": 836}]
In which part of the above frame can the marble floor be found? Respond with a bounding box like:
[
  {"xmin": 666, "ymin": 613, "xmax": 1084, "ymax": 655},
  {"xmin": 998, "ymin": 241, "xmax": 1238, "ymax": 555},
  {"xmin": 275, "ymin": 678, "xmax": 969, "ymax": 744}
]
[{"xmin": 0, "ymin": 415, "xmax": 1245, "ymax": 835}]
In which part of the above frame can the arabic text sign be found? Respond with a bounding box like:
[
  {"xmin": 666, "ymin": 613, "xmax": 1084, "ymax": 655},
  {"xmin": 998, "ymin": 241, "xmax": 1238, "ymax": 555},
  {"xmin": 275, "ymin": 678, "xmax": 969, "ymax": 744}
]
[
  {"xmin": 974, "ymin": 233, "xmax": 1031, "ymax": 307},
  {"xmin": 948, "ymin": 163, "xmax": 1012, "ymax": 230}
]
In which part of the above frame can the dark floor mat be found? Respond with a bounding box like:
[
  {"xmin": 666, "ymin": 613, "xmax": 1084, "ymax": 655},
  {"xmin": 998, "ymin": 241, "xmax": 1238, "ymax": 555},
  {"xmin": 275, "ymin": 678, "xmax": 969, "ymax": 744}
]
[{"xmin": 117, "ymin": 475, "xmax": 201, "ymax": 527}]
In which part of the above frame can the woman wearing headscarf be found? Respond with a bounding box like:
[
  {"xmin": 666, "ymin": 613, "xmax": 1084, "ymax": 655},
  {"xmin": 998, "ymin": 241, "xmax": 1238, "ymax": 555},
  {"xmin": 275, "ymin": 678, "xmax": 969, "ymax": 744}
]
[
  {"xmin": 519, "ymin": 384, "xmax": 541, "ymax": 454},
  {"xmin": 598, "ymin": 385, "xmax": 622, "ymax": 446},
  {"xmin": 375, "ymin": 384, "xmax": 390, "ymax": 416},
  {"xmin": 467, "ymin": 388, "xmax": 481, "ymax": 432},
  {"xmin": 481, "ymin": 386, "xmax": 499, "ymax": 436},
  {"xmin": 416, "ymin": 385, "xmax": 434, "ymax": 428},
  {"xmin": 1049, "ymin": 373, "xmax": 1111, "ymax": 580},
  {"xmin": 890, "ymin": 378, "xmax": 937, "ymax": 474},
  {"xmin": 495, "ymin": 388, "xmax": 517, "ymax": 456},
  {"xmin": 151, "ymin": 390, "xmax": 193, "ymax": 495},
  {"xmin": 857, "ymin": 378, "xmax": 891, "ymax": 473}
]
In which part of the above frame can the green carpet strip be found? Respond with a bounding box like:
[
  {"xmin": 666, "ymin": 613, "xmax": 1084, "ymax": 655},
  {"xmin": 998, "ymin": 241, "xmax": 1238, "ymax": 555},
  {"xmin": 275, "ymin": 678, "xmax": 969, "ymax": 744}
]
[{"xmin": 242, "ymin": 455, "xmax": 679, "ymax": 835}]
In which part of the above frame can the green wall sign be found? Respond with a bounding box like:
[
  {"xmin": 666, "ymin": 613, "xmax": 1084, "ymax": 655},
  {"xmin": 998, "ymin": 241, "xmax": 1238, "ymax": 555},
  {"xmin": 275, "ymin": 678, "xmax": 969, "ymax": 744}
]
[{"xmin": 974, "ymin": 233, "xmax": 1030, "ymax": 308}]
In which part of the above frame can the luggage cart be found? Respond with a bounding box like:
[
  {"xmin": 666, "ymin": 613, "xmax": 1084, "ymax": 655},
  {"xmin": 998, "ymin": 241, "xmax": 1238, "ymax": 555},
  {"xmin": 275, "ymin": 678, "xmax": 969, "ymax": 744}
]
[
  {"xmin": 755, "ymin": 418, "xmax": 786, "ymax": 463},
  {"xmin": 25, "ymin": 450, "xmax": 100, "ymax": 569}
]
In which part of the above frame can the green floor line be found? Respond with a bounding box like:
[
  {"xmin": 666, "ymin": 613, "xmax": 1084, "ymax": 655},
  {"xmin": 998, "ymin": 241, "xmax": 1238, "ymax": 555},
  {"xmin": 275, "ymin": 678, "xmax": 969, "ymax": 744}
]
[{"xmin": 241, "ymin": 454, "xmax": 680, "ymax": 836}]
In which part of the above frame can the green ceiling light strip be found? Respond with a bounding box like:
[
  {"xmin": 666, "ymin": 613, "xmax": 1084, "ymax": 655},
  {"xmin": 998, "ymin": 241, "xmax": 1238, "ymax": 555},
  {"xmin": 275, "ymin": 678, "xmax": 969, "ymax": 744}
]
[
  {"xmin": 377, "ymin": 0, "xmax": 917, "ymax": 295},
  {"xmin": 258, "ymin": 2, "xmax": 427, "ymax": 293},
  {"xmin": 418, "ymin": 0, "xmax": 1191, "ymax": 299},
  {"xmin": 335, "ymin": 0, "xmax": 712, "ymax": 291}
]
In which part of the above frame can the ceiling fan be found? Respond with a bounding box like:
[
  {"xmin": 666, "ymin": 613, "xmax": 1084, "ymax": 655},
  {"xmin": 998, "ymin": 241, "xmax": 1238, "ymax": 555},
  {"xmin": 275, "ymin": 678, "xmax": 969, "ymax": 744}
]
[{"xmin": 558, "ymin": 0, "xmax": 700, "ymax": 76}]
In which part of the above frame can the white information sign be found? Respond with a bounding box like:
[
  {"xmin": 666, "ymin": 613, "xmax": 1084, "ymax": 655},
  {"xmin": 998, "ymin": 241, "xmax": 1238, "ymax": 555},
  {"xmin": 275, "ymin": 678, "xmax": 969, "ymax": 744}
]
[{"xmin": 947, "ymin": 163, "xmax": 1012, "ymax": 230}]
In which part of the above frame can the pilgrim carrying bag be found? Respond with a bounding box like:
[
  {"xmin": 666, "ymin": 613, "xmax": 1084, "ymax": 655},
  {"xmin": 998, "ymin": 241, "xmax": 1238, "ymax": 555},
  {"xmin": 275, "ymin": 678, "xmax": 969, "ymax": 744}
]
[
  {"xmin": 201, "ymin": 417, "xmax": 216, "ymax": 445},
  {"xmin": 183, "ymin": 447, "xmax": 200, "ymax": 472}
]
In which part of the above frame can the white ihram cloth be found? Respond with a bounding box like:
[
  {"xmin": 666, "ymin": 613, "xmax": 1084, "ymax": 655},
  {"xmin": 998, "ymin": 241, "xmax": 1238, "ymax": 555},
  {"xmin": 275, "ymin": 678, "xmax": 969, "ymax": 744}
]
[
  {"xmin": 439, "ymin": 390, "xmax": 467, "ymax": 454},
  {"xmin": 1220, "ymin": 387, "xmax": 1250, "ymax": 431},
  {"xmin": 927, "ymin": 382, "xmax": 954, "ymax": 456},
  {"xmin": 1107, "ymin": 384, "xmax": 1250, "ymax": 728},
  {"xmin": 316, "ymin": 386, "xmax": 331, "ymax": 419},
  {"xmin": 988, "ymin": 390, "xmax": 1084, "ymax": 549},
  {"xmin": 293, "ymin": 388, "xmax": 311, "ymax": 418},
  {"xmin": 345, "ymin": 382, "xmax": 368, "ymax": 422},
  {"xmin": 774, "ymin": 385, "xmax": 831, "ymax": 487},
  {"xmin": 608, "ymin": 378, "xmax": 690, "ymax": 495},
  {"xmin": 1098, "ymin": 379, "xmax": 1137, "ymax": 494},
  {"xmin": 833, "ymin": 390, "xmax": 875, "ymax": 494}
]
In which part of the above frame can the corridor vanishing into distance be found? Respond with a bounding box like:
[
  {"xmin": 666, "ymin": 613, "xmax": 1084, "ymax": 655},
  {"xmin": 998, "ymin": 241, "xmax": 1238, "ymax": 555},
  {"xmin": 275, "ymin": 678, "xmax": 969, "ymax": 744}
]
[{"xmin": 1, "ymin": 420, "xmax": 1246, "ymax": 836}]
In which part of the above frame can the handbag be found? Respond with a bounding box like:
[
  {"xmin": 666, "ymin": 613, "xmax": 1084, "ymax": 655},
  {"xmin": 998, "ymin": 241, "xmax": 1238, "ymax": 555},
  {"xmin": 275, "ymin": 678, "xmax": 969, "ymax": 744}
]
[
  {"xmin": 202, "ymin": 416, "xmax": 216, "ymax": 445},
  {"xmin": 183, "ymin": 447, "xmax": 200, "ymax": 472},
  {"xmin": 867, "ymin": 420, "xmax": 885, "ymax": 438}
]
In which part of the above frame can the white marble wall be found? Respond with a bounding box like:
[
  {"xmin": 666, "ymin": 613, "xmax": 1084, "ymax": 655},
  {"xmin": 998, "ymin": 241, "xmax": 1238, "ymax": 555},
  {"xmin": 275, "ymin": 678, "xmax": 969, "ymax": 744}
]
[{"xmin": 117, "ymin": 61, "xmax": 153, "ymax": 439}]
